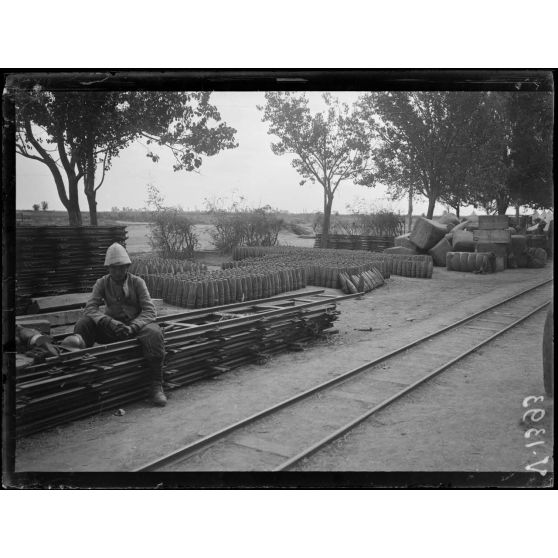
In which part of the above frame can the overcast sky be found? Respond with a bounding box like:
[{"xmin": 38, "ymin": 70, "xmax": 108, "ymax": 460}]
[{"xmin": 17, "ymin": 91, "xmax": 474, "ymax": 216}]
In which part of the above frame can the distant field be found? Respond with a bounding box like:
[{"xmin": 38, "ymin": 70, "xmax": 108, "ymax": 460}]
[
  {"xmin": 123, "ymin": 222, "xmax": 315, "ymax": 254},
  {"xmin": 16, "ymin": 210, "xmax": 321, "ymax": 226}
]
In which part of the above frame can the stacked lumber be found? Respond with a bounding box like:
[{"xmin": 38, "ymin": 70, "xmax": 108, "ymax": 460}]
[
  {"xmin": 16, "ymin": 226, "xmax": 127, "ymax": 314},
  {"xmin": 230, "ymin": 245, "xmax": 433, "ymax": 281},
  {"xmin": 16, "ymin": 299, "xmax": 340, "ymax": 436},
  {"xmin": 313, "ymin": 234, "xmax": 395, "ymax": 252}
]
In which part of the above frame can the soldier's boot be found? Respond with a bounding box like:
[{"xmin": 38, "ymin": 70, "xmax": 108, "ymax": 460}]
[{"xmin": 147, "ymin": 359, "xmax": 167, "ymax": 407}]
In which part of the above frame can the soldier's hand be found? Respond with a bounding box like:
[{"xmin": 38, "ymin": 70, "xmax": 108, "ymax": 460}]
[
  {"xmin": 122, "ymin": 325, "xmax": 134, "ymax": 338},
  {"xmin": 113, "ymin": 321, "xmax": 131, "ymax": 340}
]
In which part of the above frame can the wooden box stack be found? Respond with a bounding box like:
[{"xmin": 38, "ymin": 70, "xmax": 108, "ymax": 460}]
[{"xmin": 473, "ymin": 216, "xmax": 511, "ymax": 271}]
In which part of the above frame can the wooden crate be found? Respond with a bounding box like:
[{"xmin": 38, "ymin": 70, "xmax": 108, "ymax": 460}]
[
  {"xmin": 478, "ymin": 215, "xmax": 509, "ymax": 230},
  {"xmin": 473, "ymin": 229, "xmax": 511, "ymax": 244}
]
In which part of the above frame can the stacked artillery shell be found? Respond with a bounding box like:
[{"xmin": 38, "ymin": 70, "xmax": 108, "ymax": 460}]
[
  {"xmin": 129, "ymin": 257, "xmax": 207, "ymax": 275},
  {"xmin": 138, "ymin": 264, "xmax": 307, "ymax": 309},
  {"xmin": 16, "ymin": 226, "xmax": 127, "ymax": 314},
  {"xmin": 229, "ymin": 246, "xmax": 432, "ymax": 280},
  {"xmin": 15, "ymin": 300, "xmax": 339, "ymax": 437}
]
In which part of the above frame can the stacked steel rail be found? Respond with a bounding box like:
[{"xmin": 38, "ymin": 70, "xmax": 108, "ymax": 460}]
[
  {"xmin": 16, "ymin": 226, "xmax": 127, "ymax": 313},
  {"xmin": 16, "ymin": 292, "xmax": 344, "ymax": 437}
]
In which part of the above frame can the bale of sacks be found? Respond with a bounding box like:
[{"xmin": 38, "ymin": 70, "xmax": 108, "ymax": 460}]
[
  {"xmin": 438, "ymin": 213, "xmax": 460, "ymax": 226},
  {"xmin": 451, "ymin": 230, "xmax": 475, "ymax": 252},
  {"xmin": 409, "ymin": 217, "xmax": 448, "ymax": 251},
  {"xmin": 476, "ymin": 242, "xmax": 508, "ymax": 271},
  {"xmin": 446, "ymin": 251, "xmax": 496, "ymax": 273},
  {"xmin": 526, "ymin": 247, "xmax": 547, "ymax": 268},
  {"xmin": 428, "ymin": 237, "xmax": 452, "ymax": 266},
  {"xmin": 450, "ymin": 220, "xmax": 473, "ymax": 234},
  {"xmin": 394, "ymin": 233, "xmax": 419, "ymax": 250},
  {"xmin": 384, "ymin": 246, "xmax": 421, "ymax": 255},
  {"xmin": 526, "ymin": 235, "xmax": 547, "ymax": 251},
  {"xmin": 510, "ymin": 235, "xmax": 529, "ymax": 268},
  {"xmin": 510, "ymin": 235, "xmax": 528, "ymax": 256}
]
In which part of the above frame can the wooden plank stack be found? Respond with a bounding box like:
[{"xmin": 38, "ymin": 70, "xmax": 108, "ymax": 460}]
[
  {"xmin": 16, "ymin": 226, "xmax": 127, "ymax": 314},
  {"xmin": 314, "ymin": 234, "xmax": 395, "ymax": 252}
]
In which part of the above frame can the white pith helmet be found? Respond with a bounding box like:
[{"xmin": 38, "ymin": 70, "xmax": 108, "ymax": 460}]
[{"xmin": 104, "ymin": 243, "xmax": 132, "ymax": 266}]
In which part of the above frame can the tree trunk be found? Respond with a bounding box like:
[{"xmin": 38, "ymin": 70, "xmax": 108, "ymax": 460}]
[
  {"xmin": 66, "ymin": 176, "xmax": 82, "ymax": 225},
  {"xmin": 84, "ymin": 148, "xmax": 98, "ymax": 225},
  {"xmin": 86, "ymin": 192, "xmax": 98, "ymax": 226},
  {"xmin": 407, "ymin": 187, "xmax": 413, "ymax": 233},
  {"xmin": 426, "ymin": 197, "xmax": 436, "ymax": 220},
  {"xmin": 455, "ymin": 205, "xmax": 460, "ymax": 218},
  {"xmin": 321, "ymin": 190, "xmax": 334, "ymax": 249},
  {"xmin": 66, "ymin": 204, "xmax": 82, "ymax": 226},
  {"xmin": 496, "ymin": 199, "xmax": 509, "ymax": 215}
]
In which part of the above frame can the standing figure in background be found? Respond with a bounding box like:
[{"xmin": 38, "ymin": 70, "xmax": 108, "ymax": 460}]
[{"xmin": 72, "ymin": 243, "xmax": 167, "ymax": 406}]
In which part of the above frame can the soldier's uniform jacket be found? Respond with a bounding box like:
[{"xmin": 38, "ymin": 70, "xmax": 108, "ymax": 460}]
[{"xmin": 83, "ymin": 273, "xmax": 156, "ymax": 330}]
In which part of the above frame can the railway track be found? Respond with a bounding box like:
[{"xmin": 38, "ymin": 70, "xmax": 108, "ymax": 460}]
[{"xmin": 135, "ymin": 279, "xmax": 552, "ymax": 472}]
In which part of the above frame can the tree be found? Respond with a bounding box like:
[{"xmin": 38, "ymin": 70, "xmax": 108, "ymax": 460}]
[
  {"xmin": 32, "ymin": 203, "xmax": 40, "ymax": 211},
  {"xmin": 258, "ymin": 92, "xmax": 374, "ymax": 247},
  {"xmin": 507, "ymin": 92, "xmax": 553, "ymax": 211},
  {"xmin": 15, "ymin": 88, "xmax": 238, "ymax": 225},
  {"xmin": 40, "ymin": 201, "xmax": 48, "ymax": 211},
  {"xmin": 451, "ymin": 92, "xmax": 553, "ymax": 216},
  {"xmin": 357, "ymin": 91, "xmax": 487, "ymax": 219}
]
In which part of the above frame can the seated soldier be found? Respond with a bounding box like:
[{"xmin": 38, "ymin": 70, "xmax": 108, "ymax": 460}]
[{"xmin": 73, "ymin": 243, "xmax": 167, "ymax": 406}]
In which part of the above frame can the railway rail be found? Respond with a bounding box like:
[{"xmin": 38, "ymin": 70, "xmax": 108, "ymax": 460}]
[{"xmin": 134, "ymin": 279, "xmax": 553, "ymax": 472}]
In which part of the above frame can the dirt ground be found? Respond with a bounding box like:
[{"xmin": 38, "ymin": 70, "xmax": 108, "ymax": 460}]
[{"xmin": 14, "ymin": 258, "xmax": 553, "ymax": 475}]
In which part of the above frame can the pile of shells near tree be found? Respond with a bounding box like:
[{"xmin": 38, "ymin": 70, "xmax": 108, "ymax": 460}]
[
  {"xmin": 139, "ymin": 265, "xmax": 308, "ymax": 309},
  {"xmin": 229, "ymin": 245, "xmax": 433, "ymax": 283},
  {"xmin": 130, "ymin": 257, "xmax": 207, "ymax": 275}
]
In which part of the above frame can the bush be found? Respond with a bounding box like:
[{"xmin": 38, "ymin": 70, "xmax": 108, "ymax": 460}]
[
  {"xmin": 32, "ymin": 204, "xmax": 40, "ymax": 211},
  {"xmin": 145, "ymin": 184, "xmax": 199, "ymax": 259},
  {"xmin": 335, "ymin": 206, "xmax": 404, "ymax": 237},
  {"xmin": 206, "ymin": 198, "xmax": 284, "ymax": 254}
]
